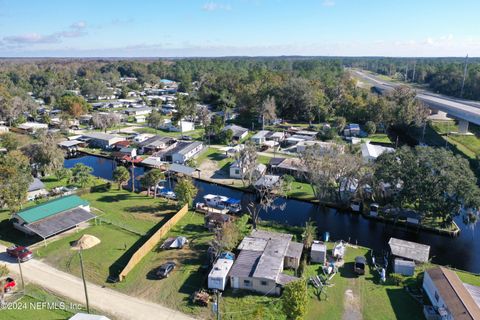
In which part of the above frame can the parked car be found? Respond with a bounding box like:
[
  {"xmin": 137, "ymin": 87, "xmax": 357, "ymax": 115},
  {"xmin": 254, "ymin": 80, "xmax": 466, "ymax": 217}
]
[
  {"xmin": 180, "ymin": 135, "xmax": 192, "ymax": 141},
  {"xmin": 155, "ymin": 262, "xmax": 176, "ymax": 279},
  {"xmin": 6, "ymin": 245, "xmax": 33, "ymax": 262},
  {"xmin": 2, "ymin": 277, "xmax": 16, "ymax": 292},
  {"xmin": 354, "ymin": 256, "xmax": 367, "ymax": 275}
]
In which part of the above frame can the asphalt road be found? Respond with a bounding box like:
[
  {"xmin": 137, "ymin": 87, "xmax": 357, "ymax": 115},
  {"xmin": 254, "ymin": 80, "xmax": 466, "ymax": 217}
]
[
  {"xmin": 351, "ymin": 69, "xmax": 480, "ymax": 125},
  {"xmin": 0, "ymin": 244, "xmax": 195, "ymax": 320}
]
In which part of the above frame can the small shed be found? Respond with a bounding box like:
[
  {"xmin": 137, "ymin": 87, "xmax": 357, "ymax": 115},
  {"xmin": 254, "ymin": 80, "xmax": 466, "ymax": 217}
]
[
  {"xmin": 208, "ymin": 258, "xmax": 234, "ymax": 291},
  {"xmin": 310, "ymin": 241, "xmax": 327, "ymax": 264},
  {"xmin": 393, "ymin": 258, "xmax": 415, "ymax": 276}
]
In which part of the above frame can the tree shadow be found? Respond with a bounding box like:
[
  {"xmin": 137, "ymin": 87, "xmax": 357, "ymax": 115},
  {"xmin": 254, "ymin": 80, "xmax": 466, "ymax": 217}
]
[
  {"xmin": 338, "ymin": 262, "xmax": 357, "ymax": 279},
  {"xmin": 96, "ymin": 194, "xmax": 130, "ymax": 203}
]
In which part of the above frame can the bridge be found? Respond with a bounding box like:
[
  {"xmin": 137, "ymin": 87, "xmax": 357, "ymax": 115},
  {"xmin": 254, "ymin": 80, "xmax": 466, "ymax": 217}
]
[{"xmin": 353, "ymin": 69, "xmax": 480, "ymax": 133}]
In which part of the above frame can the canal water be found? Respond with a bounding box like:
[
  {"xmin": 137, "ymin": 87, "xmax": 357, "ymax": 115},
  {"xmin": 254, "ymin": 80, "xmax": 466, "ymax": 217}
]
[{"xmin": 65, "ymin": 155, "xmax": 480, "ymax": 273}]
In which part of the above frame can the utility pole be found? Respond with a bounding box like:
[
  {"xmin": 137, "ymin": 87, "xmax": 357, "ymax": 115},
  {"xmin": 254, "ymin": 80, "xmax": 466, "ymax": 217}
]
[
  {"xmin": 17, "ymin": 256, "xmax": 25, "ymax": 293},
  {"xmin": 460, "ymin": 54, "xmax": 469, "ymax": 98},
  {"xmin": 130, "ymin": 160, "xmax": 135, "ymax": 193},
  {"xmin": 79, "ymin": 248, "xmax": 90, "ymax": 314}
]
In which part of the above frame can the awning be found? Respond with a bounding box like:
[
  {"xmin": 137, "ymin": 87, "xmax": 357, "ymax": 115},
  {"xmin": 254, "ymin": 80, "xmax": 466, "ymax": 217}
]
[
  {"xmin": 25, "ymin": 207, "xmax": 95, "ymax": 238},
  {"xmin": 225, "ymin": 198, "xmax": 240, "ymax": 205}
]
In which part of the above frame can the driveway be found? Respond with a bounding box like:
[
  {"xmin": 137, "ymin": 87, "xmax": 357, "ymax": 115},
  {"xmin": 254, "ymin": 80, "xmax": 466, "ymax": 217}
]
[{"xmin": 0, "ymin": 245, "xmax": 195, "ymax": 320}]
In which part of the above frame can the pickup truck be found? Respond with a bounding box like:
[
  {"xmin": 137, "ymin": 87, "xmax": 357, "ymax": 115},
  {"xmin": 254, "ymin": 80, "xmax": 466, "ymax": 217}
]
[{"xmin": 6, "ymin": 245, "xmax": 33, "ymax": 262}]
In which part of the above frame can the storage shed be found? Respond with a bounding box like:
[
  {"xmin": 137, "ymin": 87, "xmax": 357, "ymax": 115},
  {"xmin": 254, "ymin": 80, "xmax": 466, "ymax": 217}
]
[
  {"xmin": 388, "ymin": 237, "xmax": 430, "ymax": 263},
  {"xmin": 208, "ymin": 258, "xmax": 234, "ymax": 291},
  {"xmin": 393, "ymin": 258, "xmax": 415, "ymax": 276},
  {"xmin": 310, "ymin": 241, "xmax": 327, "ymax": 264}
]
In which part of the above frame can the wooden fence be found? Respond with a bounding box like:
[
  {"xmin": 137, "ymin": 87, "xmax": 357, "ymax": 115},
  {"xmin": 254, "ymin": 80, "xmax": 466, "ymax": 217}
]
[{"xmin": 118, "ymin": 204, "xmax": 189, "ymax": 281}]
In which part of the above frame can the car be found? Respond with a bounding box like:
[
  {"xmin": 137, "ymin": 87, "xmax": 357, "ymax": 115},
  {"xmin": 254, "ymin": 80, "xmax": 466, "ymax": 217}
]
[
  {"xmin": 180, "ymin": 135, "xmax": 192, "ymax": 141},
  {"xmin": 155, "ymin": 262, "xmax": 176, "ymax": 279},
  {"xmin": 354, "ymin": 256, "xmax": 367, "ymax": 275},
  {"xmin": 6, "ymin": 245, "xmax": 33, "ymax": 262}
]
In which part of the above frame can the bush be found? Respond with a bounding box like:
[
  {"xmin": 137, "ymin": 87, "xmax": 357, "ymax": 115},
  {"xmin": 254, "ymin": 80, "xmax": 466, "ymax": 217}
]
[
  {"xmin": 282, "ymin": 279, "xmax": 308, "ymax": 320},
  {"xmin": 365, "ymin": 121, "xmax": 377, "ymax": 134},
  {"xmin": 389, "ymin": 273, "xmax": 404, "ymax": 286}
]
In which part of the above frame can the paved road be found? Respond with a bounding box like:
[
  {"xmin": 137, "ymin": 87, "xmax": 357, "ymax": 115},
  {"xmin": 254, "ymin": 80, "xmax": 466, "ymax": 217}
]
[
  {"xmin": 352, "ymin": 69, "xmax": 480, "ymax": 126},
  {"xmin": 0, "ymin": 245, "xmax": 195, "ymax": 320}
]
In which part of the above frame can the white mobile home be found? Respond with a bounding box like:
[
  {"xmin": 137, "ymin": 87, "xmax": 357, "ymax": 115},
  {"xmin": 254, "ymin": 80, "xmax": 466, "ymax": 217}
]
[{"xmin": 208, "ymin": 258, "xmax": 234, "ymax": 291}]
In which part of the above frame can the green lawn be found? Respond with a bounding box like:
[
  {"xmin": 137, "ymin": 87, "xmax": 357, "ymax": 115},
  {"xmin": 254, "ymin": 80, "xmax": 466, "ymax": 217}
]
[
  {"xmin": 113, "ymin": 212, "xmax": 215, "ymax": 318},
  {"xmin": 35, "ymin": 188, "xmax": 178, "ymax": 285},
  {"xmin": 0, "ymin": 285, "xmax": 85, "ymax": 320},
  {"xmin": 287, "ymin": 181, "xmax": 315, "ymax": 201},
  {"xmin": 196, "ymin": 147, "xmax": 236, "ymax": 171},
  {"xmin": 365, "ymin": 133, "xmax": 392, "ymax": 144},
  {"xmin": 427, "ymin": 120, "xmax": 480, "ymax": 159},
  {"xmin": 81, "ymin": 188, "xmax": 177, "ymax": 234}
]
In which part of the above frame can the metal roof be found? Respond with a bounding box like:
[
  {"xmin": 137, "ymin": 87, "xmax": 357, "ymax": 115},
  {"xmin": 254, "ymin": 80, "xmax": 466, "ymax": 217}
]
[
  {"xmin": 286, "ymin": 241, "xmax": 303, "ymax": 259},
  {"xmin": 229, "ymin": 250, "xmax": 262, "ymax": 278},
  {"xmin": 28, "ymin": 178, "xmax": 46, "ymax": 192},
  {"xmin": 17, "ymin": 195, "xmax": 89, "ymax": 224},
  {"xmin": 253, "ymin": 237, "xmax": 289, "ymax": 281},
  {"xmin": 25, "ymin": 207, "xmax": 95, "ymax": 238},
  {"xmin": 388, "ymin": 237, "xmax": 430, "ymax": 263},
  {"xmin": 426, "ymin": 267, "xmax": 480, "ymax": 320},
  {"xmin": 82, "ymin": 132, "xmax": 122, "ymax": 141},
  {"xmin": 167, "ymin": 163, "xmax": 198, "ymax": 176}
]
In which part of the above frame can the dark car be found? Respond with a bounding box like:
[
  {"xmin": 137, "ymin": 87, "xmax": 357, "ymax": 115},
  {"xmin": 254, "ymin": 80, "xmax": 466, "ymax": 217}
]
[
  {"xmin": 180, "ymin": 135, "xmax": 192, "ymax": 141},
  {"xmin": 354, "ymin": 256, "xmax": 367, "ymax": 275},
  {"xmin": 6, "ymin": 245, "xmax": 33, "ymax": 262},
  {"xmin": 155, "ymin": 262, "xmax": 176, "ymax": 278}
]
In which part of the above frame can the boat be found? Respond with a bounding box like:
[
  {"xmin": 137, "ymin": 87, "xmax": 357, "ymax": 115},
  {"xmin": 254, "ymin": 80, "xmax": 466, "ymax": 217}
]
[
  {"xmin": 203, "ymin": 194, "xmax": 242, "ymax": 213},
  {"xmin": 323, "ymin": 232, "xmax": 330, "ymax": 242},
  {"xmin": 333, "ymin": 241, "xmax": 346, "ymax": 260},
  {"xmin": 195, "ymin": 202, "xmax": 229, "ymax": 215},
  {"xmin": 157, "ymin": 187, "xmax": 177, "ymax": 200}
]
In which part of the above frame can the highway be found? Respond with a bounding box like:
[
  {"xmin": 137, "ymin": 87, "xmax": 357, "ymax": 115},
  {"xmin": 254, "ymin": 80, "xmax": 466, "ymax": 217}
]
[{"xmin": 352, "ymin": 69, "xmax": 480, "ymax": 127}]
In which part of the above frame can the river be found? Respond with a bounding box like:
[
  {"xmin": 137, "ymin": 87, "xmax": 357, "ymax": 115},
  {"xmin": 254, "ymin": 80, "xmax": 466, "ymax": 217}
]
[{"xmin": 65, "ymin": 155, "xmax": 480, "ymax": 273}]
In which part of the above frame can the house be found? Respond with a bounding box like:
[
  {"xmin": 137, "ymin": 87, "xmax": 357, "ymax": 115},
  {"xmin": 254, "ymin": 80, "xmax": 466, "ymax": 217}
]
[
  {"xmin": 360, "ymin": 142, "xmax": 394, "ymax": 163},
  {"xmin": 139, "ymin": 135, "xmax": 175, "ymax": 154},
  {"xmin": 132, "ymin": 133, "xmax": 155, "ymax": 143},
  {"xmin": 229, "ymin": 161, "xmax": 266, "ymax": 179},
  {"xmin": 423, "ymin": 267, "xmax": 480, "ymax": 320},
  {"xmin": 251, "ymin": 130, "xmax": 270, "ymax": 145},
  {"xmin": 113, "ymin": 147, "xmax": 137, "ymax": 159},
  {"xmin": 269, "ymin": 157, "xmax": 306, "ymax": 180},
  {"xmin": 229, "ymin": 230, "xmax": 303, "ymax": 295},
  {"xmin": 17, "ymin": 122, "xmax": 48, "ymax": 134},
  {"xmin": 208, "ymin": 258, "xmax": 234, "ymax": 291},
  {"xmin": 223, "ymin": 124, "xmax": 249, "ymax": 140},
  {"xmin": 388, "ymin": 237, "xmax": 430, "ymax": 263},
  {"xmin": 81, "ymin": 132, "xmax": 125, "ymax": 149},
  {"xmin": 69, "ymin": 313, "xmax": 111, "ymax": 320},
  {"xmin": 162, "ymin": 119, "xmax": 195, "ymax": 132},
  {"xmin": 296, "ymin": 140, "xmax": 344, "ymax": 154},
  {"xmin": 27, "ymin": 178, "xmax": 48, "ymax": 201},
  {"xmin": 283, "ymin": 134, "xmax": 315, "ymax": 146},
  {"xmin": 134, "ymin": 115, "xmax": 146, "ymax": 123},
  {"xmin": 163, "ymin": 141, "xmax": 204, "ymax": 164},
  {"xmin": 124, "ymin": 107, "xmax": 152, "ymax": 116},
  {"xmin": 78, "ymin": 115, "xmax": 93, "ymax": 125},
  {"xmin": 12, "ymin": 195, "xmax": 95, "ymax": 239},
  {"xmin": 266, "ymin": 131, "xmax": 285, "ymax": 142}
]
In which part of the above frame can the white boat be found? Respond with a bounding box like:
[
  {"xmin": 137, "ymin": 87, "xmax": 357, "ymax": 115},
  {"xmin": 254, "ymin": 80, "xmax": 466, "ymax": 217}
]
[
  {"xmin": 350, "ymin": 200, "xmax": 361, "ymax": 212},
  {"xmin": 333, "ymin": 241, "xmax": 346, "ymax": 260},
  {"xmin": 203, "ymin": 194, "xmax": 242, "ymax": 213},
  {"xmin": 157, "ymin": 187, "xmax": 177, "ymax": 200}
]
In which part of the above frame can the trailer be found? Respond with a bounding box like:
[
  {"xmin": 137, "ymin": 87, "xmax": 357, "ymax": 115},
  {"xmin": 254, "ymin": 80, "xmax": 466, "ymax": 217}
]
[{"xmin": 208, "ymin": 258, "xmax": 234, "ymax": 291}]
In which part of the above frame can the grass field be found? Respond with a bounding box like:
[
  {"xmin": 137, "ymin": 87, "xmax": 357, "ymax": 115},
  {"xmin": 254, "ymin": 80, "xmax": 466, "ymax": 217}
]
[
  {"xmin": 365, "ymin": 133, "xmax": 392, "ymax": 144},
  {"xmin": 0, "ymin": 285, "xmax": 84, "ymax": 320},
  {"xmin": 35, "ymin": 188, "xmax": 178, "ymax": 285},
  {"xmin": 113, "ymin": 212, "xmax": 214, "ymax": 318}
]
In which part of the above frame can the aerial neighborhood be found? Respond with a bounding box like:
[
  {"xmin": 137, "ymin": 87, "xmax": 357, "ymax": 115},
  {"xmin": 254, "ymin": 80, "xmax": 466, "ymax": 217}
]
[{"xmin": 1, "ymin": 2, "xmax": 480, "ymax": 319}]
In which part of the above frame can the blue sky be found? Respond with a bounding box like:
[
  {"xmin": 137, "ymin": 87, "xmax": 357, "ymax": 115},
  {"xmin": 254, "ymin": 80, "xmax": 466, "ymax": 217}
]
[{"xmin": 0, "ymin": 0, "xmax": 479, "ymax": 57}]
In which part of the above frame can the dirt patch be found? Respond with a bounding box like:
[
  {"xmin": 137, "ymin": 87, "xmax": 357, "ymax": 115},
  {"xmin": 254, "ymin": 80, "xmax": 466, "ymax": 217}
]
[{"xmin": 343, "ymin": 282, "xmax": 362, "ymax": 320}]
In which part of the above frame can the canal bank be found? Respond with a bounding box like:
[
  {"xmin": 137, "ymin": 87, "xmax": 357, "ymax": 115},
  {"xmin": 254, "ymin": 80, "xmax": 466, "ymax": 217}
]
[{"xmin": 64, "ymin": 154, "xmax": 480, "ymax": 273}]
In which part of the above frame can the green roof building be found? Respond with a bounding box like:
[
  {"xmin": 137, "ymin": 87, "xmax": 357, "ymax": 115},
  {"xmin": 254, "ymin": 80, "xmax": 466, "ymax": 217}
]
[{"xmin": 14, "ymin": 195, "xmax": 94, "ymax": 239}]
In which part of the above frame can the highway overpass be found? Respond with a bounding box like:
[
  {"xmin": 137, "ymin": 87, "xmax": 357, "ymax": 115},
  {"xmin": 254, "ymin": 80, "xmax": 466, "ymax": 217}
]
[{"xmin": 353, "ymin": 69, "xmax": 480, "ymax": 133}]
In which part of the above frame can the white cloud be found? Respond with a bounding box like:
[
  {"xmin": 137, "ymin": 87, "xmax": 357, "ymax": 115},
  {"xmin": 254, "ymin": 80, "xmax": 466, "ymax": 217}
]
[
  {"xmin": 202, "ymin": 2, "xmax": 232, "ymax": 11},
  {"xmin": 2, "ymin": 21, "xmax": 88, "ymax": 47}
]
